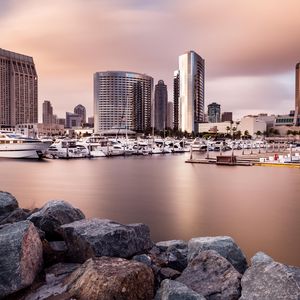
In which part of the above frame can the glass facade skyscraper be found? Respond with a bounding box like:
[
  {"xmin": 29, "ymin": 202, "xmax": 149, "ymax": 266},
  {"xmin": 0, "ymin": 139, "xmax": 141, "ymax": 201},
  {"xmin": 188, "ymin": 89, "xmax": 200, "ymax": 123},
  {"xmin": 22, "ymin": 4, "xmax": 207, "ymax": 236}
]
[
  {"xmin": 174, "ymin": 50, "xmax": 205, "ymax": 133},
  {"xmin": 154, "ymin": 80, "xmax": 168, "ymax": 131},
  {"xmin": 94, "ymin": 71, "xmax": 153, "ymax": 133}
]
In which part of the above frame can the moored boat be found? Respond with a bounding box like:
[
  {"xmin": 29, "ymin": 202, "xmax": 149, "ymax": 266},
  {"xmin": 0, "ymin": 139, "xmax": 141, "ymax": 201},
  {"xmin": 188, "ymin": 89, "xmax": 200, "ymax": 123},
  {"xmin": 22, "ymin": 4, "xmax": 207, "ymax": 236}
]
[{"xmin": 0, "ymin": 131, "xmax": 52, "ymax": 159}]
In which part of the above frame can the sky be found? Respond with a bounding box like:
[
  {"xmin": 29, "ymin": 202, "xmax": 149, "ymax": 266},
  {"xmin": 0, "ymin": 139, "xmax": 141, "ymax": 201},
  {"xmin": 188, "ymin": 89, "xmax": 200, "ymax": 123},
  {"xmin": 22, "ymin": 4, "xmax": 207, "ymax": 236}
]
[{"xmin": 0, "ymin": 0, "xmax": 299, "ymax": 121}]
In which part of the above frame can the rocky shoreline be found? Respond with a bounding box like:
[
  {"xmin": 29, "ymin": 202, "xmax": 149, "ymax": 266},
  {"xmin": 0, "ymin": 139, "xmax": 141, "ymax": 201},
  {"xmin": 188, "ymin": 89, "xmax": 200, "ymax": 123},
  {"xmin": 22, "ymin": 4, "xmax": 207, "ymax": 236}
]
[{"xmin": 0, "ymin": 191, "xmax": 299, "ymax": 300}]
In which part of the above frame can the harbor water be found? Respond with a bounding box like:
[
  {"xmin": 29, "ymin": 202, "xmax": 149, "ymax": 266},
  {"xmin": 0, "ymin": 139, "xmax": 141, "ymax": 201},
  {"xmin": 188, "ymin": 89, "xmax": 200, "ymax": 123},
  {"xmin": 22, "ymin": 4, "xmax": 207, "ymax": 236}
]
[{"xmin": 0, "ymin": 153, "xmax": 299, "ymax": 266}]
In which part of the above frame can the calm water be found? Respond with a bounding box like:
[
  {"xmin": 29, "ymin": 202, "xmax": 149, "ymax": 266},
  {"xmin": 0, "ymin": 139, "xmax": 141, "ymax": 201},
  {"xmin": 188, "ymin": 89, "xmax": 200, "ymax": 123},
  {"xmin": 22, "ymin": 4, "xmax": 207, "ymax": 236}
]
[{"xmin": 0, "ymin": 153, "xmax": 299, "ymax": 266}]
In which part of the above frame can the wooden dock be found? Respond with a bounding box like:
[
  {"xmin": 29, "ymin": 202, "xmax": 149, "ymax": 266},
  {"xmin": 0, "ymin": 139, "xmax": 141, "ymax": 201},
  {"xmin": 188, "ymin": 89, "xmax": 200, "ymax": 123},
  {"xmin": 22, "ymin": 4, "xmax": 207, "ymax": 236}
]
[{"xmin": 186, "ymin": 156, "xmax": 253, "ymax": 166}]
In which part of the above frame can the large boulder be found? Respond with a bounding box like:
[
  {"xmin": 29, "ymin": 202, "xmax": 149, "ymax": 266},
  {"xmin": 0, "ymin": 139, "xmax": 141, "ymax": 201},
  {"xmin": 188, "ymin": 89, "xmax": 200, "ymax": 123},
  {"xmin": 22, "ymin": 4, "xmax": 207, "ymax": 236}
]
[
  {"xmin": 0, "ymin": 191, "xmax": 18, "ymax": 220},
  {"xmin": 155, "ymin": 279, "xmax": 205, "ymax": 300},
  {"xmin": 188, "ymin": 236, "xmax": 247, "ymax": 273},
  {"xmin": 177, "ymin": 250, "xmax": 242, "ymax": 300},
  {"xmin": 60, "ymin": 218, "xmax": 153, "ymax": 263},
  {"xmin": 0, "ymin": 221, "xmax": 43, "ymax": 298},
  {"xmin": 240, "ymin": 258, "xmax": 300, "ymax": 300},
  {"xmin": 65, "ymin": 257, "xmax": 154, "ymax": 300},
  {"xmin": 27, "ymin": 200, "xmax": 85, "ymax": 239}
]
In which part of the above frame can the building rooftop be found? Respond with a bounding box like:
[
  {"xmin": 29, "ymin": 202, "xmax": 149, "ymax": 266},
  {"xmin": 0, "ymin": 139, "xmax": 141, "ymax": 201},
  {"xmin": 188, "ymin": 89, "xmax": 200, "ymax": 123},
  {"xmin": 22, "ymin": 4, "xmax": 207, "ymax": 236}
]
[{"xmin": 0, "ymin": 48, "xmax": 34, "ymax": 63}]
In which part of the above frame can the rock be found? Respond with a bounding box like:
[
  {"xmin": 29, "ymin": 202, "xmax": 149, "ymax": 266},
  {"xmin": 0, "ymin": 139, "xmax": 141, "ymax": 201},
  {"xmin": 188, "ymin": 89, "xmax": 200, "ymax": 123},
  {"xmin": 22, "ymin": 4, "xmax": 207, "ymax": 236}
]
[
  {"xmin": 156, "ymin": 240, "xmax": 188, "ymax": 272},
  {"xmin": 0, "ymin": 208, "xmax": 29, "ymax": 225},
  {"xmin": 133, "ymin": 254, "xmax": 152, "ymax": 267},
  {"xmin": 250, "ymin": 251, "xmax": 273, "ymax": 265},
  {"xmin": 65, "ymin": 257, "xmax": 154, "ymax": 300},
  {"xmin": 27, "ymin": 200, "xmax": 85, "ymax": 239},
  {"xmin": 0, "ymin": 191, "xmax": 18, "ymax": 219},
  {"xmin": 0, "ymin": 220, "xmax": 43, "ymax": 298},
  {"xmin": 43, "ymin": 240, "xmax": 68, "ymax": 266},
  {"xmin": 23, "ymin": 263, "xmax": 80, "ymax": 300},
  {"xmin": 240, "ymin": 260, "xmax": 300, "ymax": 300},
  {"xmin": 60, "ymin": 218, "xmax": 153, "ymax": 263},
  {"xmin": 188, "ymin": 236, "xmax": 247, "ymax": 274},
  {"xmin": 155, "ymin": 279, "xmax": 205, "ymax": 300},
  {"xmin": 156, "ymin": 240, "xmax": 187, "ymax": 251},
  {"xmin": 177, "ymin": 250, "xmax": 242, "ymax": 300},
  {"xmin": 159, "ymin": 267, "xmax": 181, "ymax": 280}
]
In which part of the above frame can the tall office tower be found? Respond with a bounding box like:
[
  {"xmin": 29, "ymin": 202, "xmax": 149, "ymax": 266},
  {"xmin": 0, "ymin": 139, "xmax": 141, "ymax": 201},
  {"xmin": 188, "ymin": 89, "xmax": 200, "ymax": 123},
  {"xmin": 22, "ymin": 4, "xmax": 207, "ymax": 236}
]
[
  {"xmin": 94, "ymin": 71, "xmax": 153, "ymax": 133},
  {"xmin": 208, "ymin": 102, "xmax": 221, "ymax": 123},
  {"xmin": 173, "ymin": 71, "xmax": 180, "ymax": 131},
  {"xmin": 66, "ymin": 112, "xmax": 82, "ymax": 128},
  {"xmin": 296, "ymin": 62, "xmax": 300, "ymax": 117},
  {"xmin": 154, "ymin": 80, "xmax": 168, "ymax": 131},
  {"xmin": 221, "ymin": 112, "xmax": 233, "ymax": 122},
  {"xmin": 167, "ymin": 101, "xmax": 174, "ymax": 129},
  {"xmin": 42, "ymin": 100, "xmax": 54, "ymax": 124},
  {"xmin": 174, "ymin": 50, "xmax": 205, "ymax": 133},
  {"xmin": 0, "ymin": 48, "xmax": 38, "ymax": 126},
  {"xmin": 74, "ymin": 104, "xmax": 86, "ymax": 125}
]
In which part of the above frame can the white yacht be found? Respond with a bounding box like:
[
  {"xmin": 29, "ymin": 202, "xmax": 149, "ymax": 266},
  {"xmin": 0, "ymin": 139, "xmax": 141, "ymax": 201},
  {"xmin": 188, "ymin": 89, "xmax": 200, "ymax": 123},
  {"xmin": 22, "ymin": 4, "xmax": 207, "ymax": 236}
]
[
  {"xmin": 0, "ymin": 132, "xmax": 52, "ymax": 159},
  {"xmin": 46, "ymin": 139, "xmax": 87, "ymax": 159},
  {"xmin": 77, "ymin": 136, "xmax": 106, "ymax": 157}
]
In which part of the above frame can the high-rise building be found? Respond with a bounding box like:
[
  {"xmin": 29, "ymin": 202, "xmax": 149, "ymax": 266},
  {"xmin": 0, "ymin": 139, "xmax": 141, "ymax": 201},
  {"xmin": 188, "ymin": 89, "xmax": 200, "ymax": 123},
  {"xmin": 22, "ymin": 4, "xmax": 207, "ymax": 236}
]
[
  {"xmin": 0, "ymin": 48, "xmax": 38, "ymax": 126},
  {"xmin": 208, "ymin": 102, "xmax": 221, "ymax": 123},
  {"xmin": 74, "ymin": 104, "xmax": 86, "ymax": 125},
  {"xmin": 42, "ymin": 100, "xmax": 54, "ymax": 124},
  {"xmin": 154, "ymin": 80, "xmax": 168, "ymax": 131},
  {"xmin": 167, "ymin": 102, "xmax": 174, "ymax": 129},
  {"xmin": 88, "ymin": 117, "xmax": 94, "ymax": 127},
  {"xmin": 66, "ymin": 112, "xmax": 81, "ymax": 128},
  {"xmin": 94, "ymin": 71, "xmax": 153, "ymax": 133},
  {"xmin": 174, "ymin": 50, "xmax": 205, "ymax": 133},
  {"xmin": 221, "ymin": 112, "xmax": 233, "ymax": 122},
  {"xmin": 173, "ymin": 71, "xmax": 180, "ymax": 131},
  {"xmin": 295, "ymin": 62, "xmax": 300, "ymax": 118}
]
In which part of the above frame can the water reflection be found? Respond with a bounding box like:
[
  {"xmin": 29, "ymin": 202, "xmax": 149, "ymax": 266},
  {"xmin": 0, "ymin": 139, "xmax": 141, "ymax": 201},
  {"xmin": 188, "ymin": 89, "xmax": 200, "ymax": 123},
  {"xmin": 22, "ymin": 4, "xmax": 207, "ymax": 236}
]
[{"xmin": 0, "ymin": 154, "xmax": 299, "ymax": 266}]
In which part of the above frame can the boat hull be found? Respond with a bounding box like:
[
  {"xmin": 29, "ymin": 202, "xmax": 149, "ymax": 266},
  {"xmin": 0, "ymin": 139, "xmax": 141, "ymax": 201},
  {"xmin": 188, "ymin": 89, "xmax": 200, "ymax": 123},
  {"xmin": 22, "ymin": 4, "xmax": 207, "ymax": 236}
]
[{"xmin": 0, "ymin": 142, "xmax": 52, "ymax": 159}]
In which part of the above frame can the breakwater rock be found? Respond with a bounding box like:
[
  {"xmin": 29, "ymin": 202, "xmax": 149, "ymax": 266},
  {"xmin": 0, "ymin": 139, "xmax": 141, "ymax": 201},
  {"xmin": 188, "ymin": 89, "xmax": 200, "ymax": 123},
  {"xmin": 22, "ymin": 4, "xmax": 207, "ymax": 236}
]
[{"xmin": 0, "ymin": 191, "xmax": 299, "ymax": 300}]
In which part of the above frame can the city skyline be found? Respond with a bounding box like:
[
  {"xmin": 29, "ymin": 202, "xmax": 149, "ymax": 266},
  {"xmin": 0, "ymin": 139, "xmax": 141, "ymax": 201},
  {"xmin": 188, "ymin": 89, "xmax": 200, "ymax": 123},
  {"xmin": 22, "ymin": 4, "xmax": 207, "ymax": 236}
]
[{"xmin": 0, "ymin": 0, "xmax": 300, "ymax": 120}]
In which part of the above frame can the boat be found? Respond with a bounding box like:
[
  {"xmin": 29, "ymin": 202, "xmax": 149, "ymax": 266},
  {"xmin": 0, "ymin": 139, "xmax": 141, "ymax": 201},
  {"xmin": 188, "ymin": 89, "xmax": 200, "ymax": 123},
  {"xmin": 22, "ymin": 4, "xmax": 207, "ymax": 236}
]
[
  {"xmin": 77, "ymin": 136, "xmax": 106, "ymax": 157},
  {"xmin": 46, "ymin": 139, "xmax": 87, "ymax": 158},
  {"xmin": 0, "ymin": 131, "xmax": 52, "ymax": 159}
]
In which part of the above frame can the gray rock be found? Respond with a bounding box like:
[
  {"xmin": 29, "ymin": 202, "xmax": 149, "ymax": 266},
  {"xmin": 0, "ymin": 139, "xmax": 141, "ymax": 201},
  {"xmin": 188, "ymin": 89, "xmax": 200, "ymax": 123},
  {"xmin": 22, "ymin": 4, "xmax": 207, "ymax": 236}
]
[
  {"xmin": 188, "ymin": 236, "xmax": 247, "ymax": 273},
  {"xmin": 250, "ymin": 251, "xmax": 273, "ymax": 265},
  {"xmin": 177, "ymin": 250, "xmax": 242, "ymax": 300},
  {"xmin": 0, "ymin": 191, "xmax": 18, "ymax": 219},
  {"xmin": 43, "ymin": 240, "xmax": 68, "ymax": 266},
  {"xmin": 133, "ymin": 254, "xmax": 152, "ymax": 267},
  {"xmin": 28, "ymin": 200, "xmax": 85, "ymax": 239},
  {"xmin": 24, "ymin": 263, "xmax": 80, "ymax": 300},
  {"xmin": 160, "ymin": 267, "xmax": 181, "ymax": 280},
  {"xmin": 153, "ymin": 240, "xmax": 188, "ymax": 272},
  {"xmin": 0, "ymin": 208, "xmax": 29, "ymax": 225},
  {"xmin": 0, "ymin": 220, "xmax": 43, "ymax": 298},
  {"xmin": 65, "ymin": 257, "xmax": 154, "ymax": 300},
  {"xmin": 240, "ymin": 260, "xmax": 300, "ymax": 300},
  {"xmin": 156, "ymin": 240, "xmax": 187, "ymax": 251},
  {"xmin": 60, "ymin": 218, "xmax": 153, "ymax": 263},
  {"xmin": 155, "ymin": 279, "xmax": 206, "ymax": 300}
]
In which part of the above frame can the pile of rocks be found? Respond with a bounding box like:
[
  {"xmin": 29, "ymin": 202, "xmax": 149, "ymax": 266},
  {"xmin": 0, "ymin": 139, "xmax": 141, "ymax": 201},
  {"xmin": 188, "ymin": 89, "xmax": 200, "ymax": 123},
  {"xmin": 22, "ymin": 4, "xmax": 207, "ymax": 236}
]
[{"xmin": 0, "ymin": 191, "xmax": 299, "ymax": 299}]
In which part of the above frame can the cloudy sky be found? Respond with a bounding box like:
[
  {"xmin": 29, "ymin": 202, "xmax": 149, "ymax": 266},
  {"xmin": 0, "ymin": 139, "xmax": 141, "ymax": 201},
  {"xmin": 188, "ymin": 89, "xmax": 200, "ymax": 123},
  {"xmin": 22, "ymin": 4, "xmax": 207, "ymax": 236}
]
[{"xmin": 1, "ymin": 0, "xmax": 299, "ymax": 120}]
